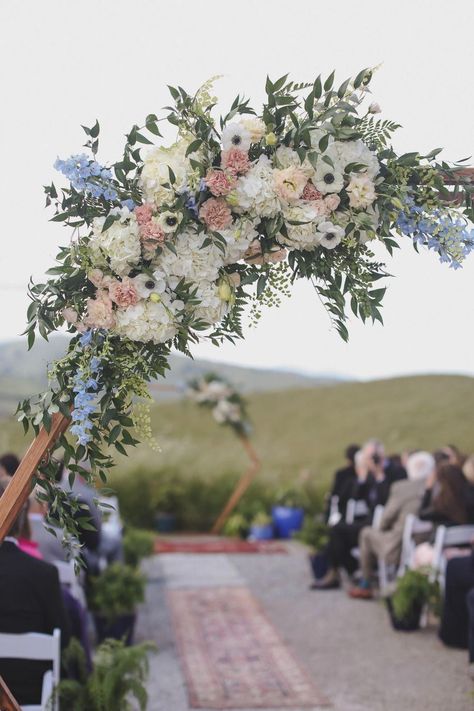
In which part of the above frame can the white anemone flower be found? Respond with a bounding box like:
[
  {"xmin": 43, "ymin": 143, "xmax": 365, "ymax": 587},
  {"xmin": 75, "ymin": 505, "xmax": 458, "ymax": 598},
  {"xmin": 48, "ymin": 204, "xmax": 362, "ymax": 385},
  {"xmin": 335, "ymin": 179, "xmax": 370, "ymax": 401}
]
[
  {"xmin": 317, "ymin": 221, "xmax": 345, "ymax": 249},
  {"xmin": 312, "ymin": 161, "xmax": 344, "ymax": 194},
  {"xmin": 133, "ymin": 272, "xmax": 167, "ymax": 299},
  {"xmin": 221, "ymin": 122, "xmax": 251, "ymax": 152}
]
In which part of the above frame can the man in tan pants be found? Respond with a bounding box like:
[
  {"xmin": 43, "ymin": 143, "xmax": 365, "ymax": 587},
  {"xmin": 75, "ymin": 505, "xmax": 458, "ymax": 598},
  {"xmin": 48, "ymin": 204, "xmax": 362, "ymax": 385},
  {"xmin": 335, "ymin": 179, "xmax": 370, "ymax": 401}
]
[{"xmin": 349, "ymin": 450, "xmax": 435, "ymax": 599}]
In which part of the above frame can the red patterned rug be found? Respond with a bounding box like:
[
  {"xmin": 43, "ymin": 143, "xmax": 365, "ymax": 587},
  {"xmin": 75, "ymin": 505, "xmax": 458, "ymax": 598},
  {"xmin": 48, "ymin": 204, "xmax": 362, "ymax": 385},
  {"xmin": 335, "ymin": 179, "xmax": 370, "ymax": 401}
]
[
  {"xmin": 168, "ymin": 586, "xmax": 330, "ymax": 708},
  {"xmin": 155, "ymin": 538, "xmax": 287, "ymax": 554}
]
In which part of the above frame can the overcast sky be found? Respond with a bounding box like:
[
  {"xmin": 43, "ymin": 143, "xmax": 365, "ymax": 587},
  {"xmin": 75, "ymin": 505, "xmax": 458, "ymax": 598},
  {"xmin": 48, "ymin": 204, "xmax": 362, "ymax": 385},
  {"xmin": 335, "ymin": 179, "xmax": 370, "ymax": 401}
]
[{"xmin": 1, "ymin": 0, "xmax": 473, "ymax": 379}]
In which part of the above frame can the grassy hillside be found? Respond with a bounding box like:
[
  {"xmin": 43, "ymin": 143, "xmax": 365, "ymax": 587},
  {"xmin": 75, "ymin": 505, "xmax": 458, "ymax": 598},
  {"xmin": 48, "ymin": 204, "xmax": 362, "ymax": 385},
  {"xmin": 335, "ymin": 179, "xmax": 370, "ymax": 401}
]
[
  {"xmin": 0, "ymin": 336, "xmax": 335, "ymax": 416},
  {"xmin": 2, "ymin": 374, "xmax": 473, "ymax": 490}
]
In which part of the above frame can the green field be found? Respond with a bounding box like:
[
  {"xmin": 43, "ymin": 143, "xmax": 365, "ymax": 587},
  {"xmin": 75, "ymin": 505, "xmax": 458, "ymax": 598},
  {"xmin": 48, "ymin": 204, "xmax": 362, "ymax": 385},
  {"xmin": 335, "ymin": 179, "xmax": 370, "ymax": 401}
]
[{"xmin": 1, "ymin": 374, "xmax": 473, "ymax": 529}]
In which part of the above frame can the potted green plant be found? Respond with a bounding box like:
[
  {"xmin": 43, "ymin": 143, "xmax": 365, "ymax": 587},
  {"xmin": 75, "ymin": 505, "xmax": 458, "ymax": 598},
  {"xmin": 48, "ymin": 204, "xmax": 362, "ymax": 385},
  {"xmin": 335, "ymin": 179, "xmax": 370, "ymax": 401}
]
[
  {"xmin": 294, "ymin": 516, "xmax": 330, "ymax": 579},
  {"xmin": 123, "ymin": 528, "xmax": 156, "ymax": 568},
  {"xmin": 152, "ymin": 480, "xmax": 184, "ymax": 532},
  {"xmin": 249, "ymin": 511, "xmax": 273, "ymax": 541},
  {"xmin": 272, "ymin": 487, "xmax": 308, "ymax": 538},
  {"xmin": 223, "ymin": 512, "xmax": 249, "ymax": 539},
  {"xmin": 89, "ymin": 563, "xmax": 146, "ymax": 645},
  {"xmin": 387, "ymin": 569, "xmax": 440, "ymax": 631},
  {"xmin": 57, "ymin": 637, "xmax": 154, "ymax": 710}
]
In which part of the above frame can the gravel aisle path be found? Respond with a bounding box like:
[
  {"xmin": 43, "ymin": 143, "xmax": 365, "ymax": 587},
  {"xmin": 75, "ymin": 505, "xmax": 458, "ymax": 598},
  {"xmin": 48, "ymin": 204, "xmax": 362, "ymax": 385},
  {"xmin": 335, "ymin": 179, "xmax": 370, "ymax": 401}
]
[{"xmin": 136, "ymin": 546, "xmax": 473, "ymax": 711}]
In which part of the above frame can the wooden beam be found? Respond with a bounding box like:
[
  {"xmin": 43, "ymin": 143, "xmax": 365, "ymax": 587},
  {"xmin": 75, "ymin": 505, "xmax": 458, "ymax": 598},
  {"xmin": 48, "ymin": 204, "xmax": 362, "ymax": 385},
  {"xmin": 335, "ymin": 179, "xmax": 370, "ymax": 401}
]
[
  {"xmin": 0, "ymin": 676, "xmax": 21, "ymax": 711},
  {"xmin": 0, "ymin": 412, "xmax": 70, "ymax": 543},
  {"xmin": 211, "ymin": 436, "xmax": 261, "ymax": 535}
]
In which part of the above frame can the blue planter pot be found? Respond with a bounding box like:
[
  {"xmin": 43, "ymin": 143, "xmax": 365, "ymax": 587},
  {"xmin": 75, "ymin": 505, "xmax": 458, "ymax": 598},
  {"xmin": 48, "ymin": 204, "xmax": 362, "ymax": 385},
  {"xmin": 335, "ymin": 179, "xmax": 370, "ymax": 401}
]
[
  {"xmin": 249, "ymin": 523, "xmax": 274, "ymax": 540},
  {"xmin": 272, "ymin": 506, "xmax": 304, "ymax": 539}
]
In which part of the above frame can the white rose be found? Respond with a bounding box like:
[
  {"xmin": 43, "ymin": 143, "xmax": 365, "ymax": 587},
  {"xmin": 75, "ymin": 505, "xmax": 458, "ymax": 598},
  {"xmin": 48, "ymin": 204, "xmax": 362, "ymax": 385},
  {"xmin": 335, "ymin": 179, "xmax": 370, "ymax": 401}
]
[{"xmin": 346, "ymin": 174, "xmax": 377, "ymax": 209}]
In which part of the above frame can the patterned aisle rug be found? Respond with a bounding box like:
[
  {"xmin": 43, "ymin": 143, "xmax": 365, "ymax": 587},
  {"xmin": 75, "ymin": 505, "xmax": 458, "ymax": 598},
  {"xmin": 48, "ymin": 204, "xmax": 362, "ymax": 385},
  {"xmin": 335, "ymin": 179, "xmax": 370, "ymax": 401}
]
[
  {"xmin": 168, "ymin": 586, "xmax": 330, "ymax": 709},
  {"xmin": 155, "ymin": 538, "xmax": 288, "ymax": 555}
]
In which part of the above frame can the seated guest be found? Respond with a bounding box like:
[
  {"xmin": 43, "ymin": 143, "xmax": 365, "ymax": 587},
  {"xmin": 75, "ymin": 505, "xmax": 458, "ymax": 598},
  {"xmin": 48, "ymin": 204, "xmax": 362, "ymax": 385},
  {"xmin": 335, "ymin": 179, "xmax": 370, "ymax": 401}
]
[
  {"xmin": 0, "ymin": 482, "xmax": 71, "ymax": 706},
  {"xmin": 462, "ymin": 455, "xmax": 474, "ymax": 523},
  {"xmin": 312, "ymin": 439, "xmax": 405, "ymax": 590},
  {"xmin": 412, "ymin": 463, "xmax": 469, "ymax": 568},
  {"xmin": 439, "ymin": 551, "xmax": 474, "ymax": 653},
  {"xmin": 440, "ymin": 444, "xmax": 466, "ymax": 467},
  {"xmin": 419, "ymin": 463, "xmax": 468, "ymax": 526},
  {"xmin": 325, "ymin": 443, "xmax": 360, "ymax": 522},
  {"xmin": 349, "ymin": 451, "xmax": 435, "ymax": 599},
  {"xmin": 29, "ymin": 489, "xmax": 71, "ymax": 563},
  {"xmin": 0, "ymin": 452, "xmax": 20, "ymax": 479},
  {"xmin": 17, "ymin": 498, "xmax": 43, "ymax": 559}
]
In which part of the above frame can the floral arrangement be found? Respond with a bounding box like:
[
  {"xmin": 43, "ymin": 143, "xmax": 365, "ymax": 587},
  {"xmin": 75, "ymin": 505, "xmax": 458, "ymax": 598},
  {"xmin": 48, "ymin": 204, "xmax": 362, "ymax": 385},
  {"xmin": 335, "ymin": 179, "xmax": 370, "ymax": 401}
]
[
  {"xmin": 18, "ymin": 69, "xmax": 473, "ymax": 538},
  {"xmin": 187, "ymin": 373, "xmax": 251, "ymax": 436}
]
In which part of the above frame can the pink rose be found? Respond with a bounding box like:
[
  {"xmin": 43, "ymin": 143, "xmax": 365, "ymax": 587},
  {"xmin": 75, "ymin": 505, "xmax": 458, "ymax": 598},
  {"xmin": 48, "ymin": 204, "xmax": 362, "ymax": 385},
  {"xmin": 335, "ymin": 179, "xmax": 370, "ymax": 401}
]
[
  {"xmin": 204, "ymin": 169, "xmax": 236, "ymax": 197},
  {"xmin": 83, "ymin": 290, "xmax": 115, "ymax": 329},
  {"xmin": 108, "ymin": 277, "xmax": 139, "ymax": 308},
  {"xmin": 221, "ymin": 148, "xmax": 251, "ymax": 176},
  {"xmin": 199, "ymin": 198, "xmax": 233, "ymax": 231},
  {"xmin": 135, "ymin": 204, "xmax": 154, "ymax": 225},
  {"xmin": 324, "ymin": 194, "xmax": 341, "ymax": 212},
  {"xmin": 302, "ymin": 182, "xmax": 323, "ymax": 201}
]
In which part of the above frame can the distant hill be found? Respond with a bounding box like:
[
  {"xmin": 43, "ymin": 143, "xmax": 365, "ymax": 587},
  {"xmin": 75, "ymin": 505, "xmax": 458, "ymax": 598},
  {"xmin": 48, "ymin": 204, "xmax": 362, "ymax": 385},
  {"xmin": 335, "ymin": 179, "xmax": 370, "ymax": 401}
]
[
  {"xmin": 1, "ymin": 372, "xmax": 473, "ymax": 497},
  {"xmin": 0, "ymin": 336, "xmax": 339, "ymax": 416}
]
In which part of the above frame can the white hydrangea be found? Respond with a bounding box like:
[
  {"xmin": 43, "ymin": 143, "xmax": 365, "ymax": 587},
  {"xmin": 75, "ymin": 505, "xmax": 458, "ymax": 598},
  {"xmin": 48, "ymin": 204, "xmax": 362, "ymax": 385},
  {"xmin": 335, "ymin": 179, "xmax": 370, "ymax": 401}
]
[
  {"xmin": 278, "ymin": 204, "xmax": 322, "ymax": 251},
  {"xmin": 328, "ymin": 140, "xmax": 380, "ymax": 179},
  {"xmin": 192, "ymin": 281, "xmax": 229, "ymax": 326},
  {"xmin": 154, "ymin": 230, "xmax": 225, "ymax": 284},
  {"xmin": 232, "ymin": 155, "xmax": 280, "ymax": 218},
  {"xmin": 140, "ymin": 139, "xmax": 195, "ymax": 207},
  {"xmin": 274, "ymin": 146, "xmax": 314, "ymax": 178},
  {"xmin": 90, "ymin": 208, "xmax": 141, "ymax": 276},
  {"xmin": 218, "ymin": 218, "xmax": 259, "ymax": 265},
  {"xmin": 114, "ymin": 296, "xmax": 181, "ymax": 344}
]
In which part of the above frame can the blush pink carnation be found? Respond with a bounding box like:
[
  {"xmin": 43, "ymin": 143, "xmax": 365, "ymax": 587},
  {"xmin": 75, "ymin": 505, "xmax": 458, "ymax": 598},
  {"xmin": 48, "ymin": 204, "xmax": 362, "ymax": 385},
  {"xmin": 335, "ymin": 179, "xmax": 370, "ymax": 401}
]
[
  {"xmin": 302, "ymin": 182, "xmax": 323, "ymax": 201},
  {"xmin": 134, "ymin": 204, "xmax": 154, "ymax": 225},
  {"xmin": 83, "ymin": 290, "xmax": 115, "ymax": 329},
  {"xmin": 108, "ymin": 277, "xmax": 139, "ymax": 308},
  {"xmin": 199, "ymin": 198, "xmax": 233, "ymax": 230},
  {"xmin": 205, "ymin": 169, "xmax": 236, "ymax": 197},
  {"xmin": 140, "ymin": 219, "xmax": 166, "ymax": 243},
  {"xmin": 221, "ymin": 148, "xmax": 251, "ymax": 176}
]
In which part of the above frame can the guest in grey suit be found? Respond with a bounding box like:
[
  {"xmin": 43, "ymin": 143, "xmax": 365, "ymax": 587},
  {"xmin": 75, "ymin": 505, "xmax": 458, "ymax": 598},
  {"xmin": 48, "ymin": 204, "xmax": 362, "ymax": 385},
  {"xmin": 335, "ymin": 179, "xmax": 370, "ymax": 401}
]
[{"xmin": 349, "ymin": 450, "xmax": 435, "ymax": 599}]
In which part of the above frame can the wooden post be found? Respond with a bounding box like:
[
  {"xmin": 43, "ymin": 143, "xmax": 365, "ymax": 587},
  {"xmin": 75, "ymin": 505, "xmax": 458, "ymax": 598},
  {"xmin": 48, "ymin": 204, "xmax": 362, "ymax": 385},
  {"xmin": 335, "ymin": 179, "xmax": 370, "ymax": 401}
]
[
  {"xmin": 0, "ymin": 677, "xmax": 21, "ymax": 711},
  {"xmin": 211, "ymin": 436, "xmax": 261, "ymax": 534},
  {"xmin": 0, "ymin": 412, "xmax": 70, "ymax": 543}
]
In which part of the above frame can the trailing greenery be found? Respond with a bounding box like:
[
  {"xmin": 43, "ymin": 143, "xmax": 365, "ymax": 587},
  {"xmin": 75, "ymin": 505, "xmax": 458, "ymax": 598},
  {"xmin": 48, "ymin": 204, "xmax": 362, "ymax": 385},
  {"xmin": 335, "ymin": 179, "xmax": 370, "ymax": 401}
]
[
  {"xmin": 89, "ymin": 563, "xmax": 146, "ymax": 620},
  {"xmin": 123, "ymin": 528, "xmax": 155, "ymax": 568},
  {"xmin": 55, "ymin": 637, "xmax": 154, "ymax": 711}
]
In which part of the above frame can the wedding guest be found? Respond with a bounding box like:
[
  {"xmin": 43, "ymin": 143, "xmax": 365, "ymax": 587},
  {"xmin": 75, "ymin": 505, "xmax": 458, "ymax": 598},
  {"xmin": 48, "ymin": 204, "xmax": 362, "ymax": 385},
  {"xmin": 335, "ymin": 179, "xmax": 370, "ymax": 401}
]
[
  {"xmin": 462, "ymin": 455, "xmax": 474, "ymax": 523},
  {"xmin": 0, "ymin": 482, "xmax": 71, "ymax": 706},
  {"xmin": 324, "ymin": 443, "xmax": 360, "ymax": 522},
  {"xmin": 0, "ymin": 452, "xmax": 20, "ymax": 479},
  {"xmin": 419, "ymin": 463, "xmax": 468, "ymax": 526},
  {"xmin": 349, "ymin": 451, "xmax": 435, "ymax": 599},
  {"xmin": 412, "ymin": 463, "xmax": 469, "ymax": 568},
  {"xmin": 440, "ymin": 444, "xmax": 465, "ymax": 467},
  {"xmin": 312, "ymin": 439, "xmax": 405, "ymax": 590},
  {"xmin": 439, "ymin": 550, "xmax": 474, "ymax": 653},
  {"xmin": 29, "ymin": 490, "xmax": 70, "ymax": 563}
]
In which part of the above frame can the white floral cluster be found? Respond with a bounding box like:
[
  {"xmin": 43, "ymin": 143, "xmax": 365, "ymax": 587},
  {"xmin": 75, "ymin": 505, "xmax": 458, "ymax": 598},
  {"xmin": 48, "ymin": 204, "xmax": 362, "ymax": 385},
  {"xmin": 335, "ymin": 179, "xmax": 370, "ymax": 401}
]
[
  {"xmin": 187, "ymin": 376, "xmax": 245, "ymax": 428},
  {"xmin": 67, "ymin": 110, "xmax": 382, "ymax": 346}
]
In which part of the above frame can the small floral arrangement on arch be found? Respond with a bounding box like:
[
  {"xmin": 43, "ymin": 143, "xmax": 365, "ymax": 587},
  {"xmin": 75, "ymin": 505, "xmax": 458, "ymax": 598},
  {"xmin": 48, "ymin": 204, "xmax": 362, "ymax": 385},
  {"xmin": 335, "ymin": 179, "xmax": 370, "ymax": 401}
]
[
  {"xmin": 187, "ymin": 373, "xmax": 251, "ymax": 437},
  {"xmin": 18, "ymin": 68, "xmax": 473, "ymax": 539}
]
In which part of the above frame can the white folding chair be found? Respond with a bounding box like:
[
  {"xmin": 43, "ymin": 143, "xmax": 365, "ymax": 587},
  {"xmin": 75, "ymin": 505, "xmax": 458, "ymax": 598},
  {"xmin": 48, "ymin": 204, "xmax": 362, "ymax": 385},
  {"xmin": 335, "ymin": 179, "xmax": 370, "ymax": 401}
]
[
  {"xmin": 345, "ymin": 499, "xmax": 370, "ymax": 524},
  {"xmin": 327, "ymin": 495, "xmax": 342, "ymax": 526},
  {"xmin": 430, "ymin": 524, "xmax": 474, "ymax": 588},
  {"xmin": 53, "ymin": 559, "xmax": 86, "ymax": 606},
  {"xmin": 0, "ymin": 629, "xmax": 61, "ymax": 711}
]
